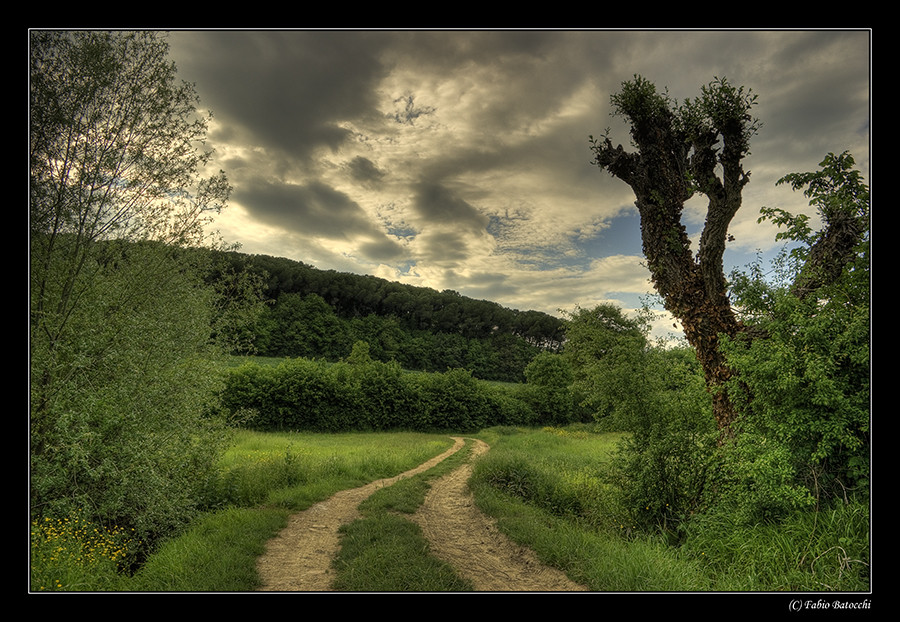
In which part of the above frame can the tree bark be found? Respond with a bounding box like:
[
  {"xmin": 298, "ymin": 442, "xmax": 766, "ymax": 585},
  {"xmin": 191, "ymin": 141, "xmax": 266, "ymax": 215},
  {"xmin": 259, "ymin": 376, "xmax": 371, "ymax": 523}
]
[{"xmin": 591, "ymin": 81, "xmax": 755, "ymax": 435}]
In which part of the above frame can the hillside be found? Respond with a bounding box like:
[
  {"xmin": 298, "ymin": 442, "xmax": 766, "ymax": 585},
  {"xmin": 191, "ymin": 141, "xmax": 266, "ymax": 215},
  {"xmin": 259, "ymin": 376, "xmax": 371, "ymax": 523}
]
[{"xmin": 213, "ymin": 250, "xmax": 566, "ymax": 382}]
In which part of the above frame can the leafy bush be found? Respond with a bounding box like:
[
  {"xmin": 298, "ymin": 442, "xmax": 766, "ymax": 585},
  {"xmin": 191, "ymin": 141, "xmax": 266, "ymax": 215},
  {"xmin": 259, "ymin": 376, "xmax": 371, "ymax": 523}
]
[
  {"xmin": 706, "ymin": 433, "xmax": 815, "ymax": 525},
  {"xmin": 414, "ymin": 368, "xmax": 492, "ymax": 432},
  {"xmin": 485, "ymin": 385, "xmax": 538, "ymax": 427},
  {"xmin": 30, "ymin": 246, "xmax": 234, "ymax": 549},
  {"xmin": 221, "ymin": 351, "xmax": 523, "ymax": 433},
  {"xmin": 523, "ymin": 352, "xmax": 576, "ymax": 425},
  {"xmin": 721, "ymin": 152, "xmax": 870, "ymax": 509}
]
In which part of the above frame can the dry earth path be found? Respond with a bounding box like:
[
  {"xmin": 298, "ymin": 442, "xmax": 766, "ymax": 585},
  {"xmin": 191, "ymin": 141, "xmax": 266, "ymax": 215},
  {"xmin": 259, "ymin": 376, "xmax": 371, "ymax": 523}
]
[
  {"xmin": 411, "ymin": 438, "xmax": 587, "ymax": 591},
  {"xmin": 255, "ymin": 436, "xmax": 588, "ymax": 592}
]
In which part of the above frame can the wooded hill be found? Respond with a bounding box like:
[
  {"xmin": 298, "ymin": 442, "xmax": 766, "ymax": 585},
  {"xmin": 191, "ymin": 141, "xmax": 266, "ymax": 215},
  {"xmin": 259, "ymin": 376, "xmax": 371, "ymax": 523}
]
[{"xmin": 213, "ymin": 250, "xmax": 567, "ymax": 382}]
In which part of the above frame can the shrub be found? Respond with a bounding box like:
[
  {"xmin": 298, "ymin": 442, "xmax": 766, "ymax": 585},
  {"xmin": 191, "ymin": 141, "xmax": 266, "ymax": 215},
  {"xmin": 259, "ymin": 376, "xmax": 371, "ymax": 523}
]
[
  {"xmin": 415, "ymin": 368, "xmax": 492, "ymax": 432},
  {"xmin": 523, "ymin": 352, "xmax": 575, "ymax": 425},
  {"xmin": 222, "ymin": 356, "xmax": 503, "ymax": 433}
]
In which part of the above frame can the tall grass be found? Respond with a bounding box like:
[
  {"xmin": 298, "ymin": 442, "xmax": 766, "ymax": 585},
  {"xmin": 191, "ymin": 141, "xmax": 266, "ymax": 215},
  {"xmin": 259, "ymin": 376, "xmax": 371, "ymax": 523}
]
[
  {"xmin": 34, "ymin": 430, "xmax": 454, "ymax": 592},
  {"xmin": 469, "ymin": 426, "xmax": 870, "ymax": 592}
]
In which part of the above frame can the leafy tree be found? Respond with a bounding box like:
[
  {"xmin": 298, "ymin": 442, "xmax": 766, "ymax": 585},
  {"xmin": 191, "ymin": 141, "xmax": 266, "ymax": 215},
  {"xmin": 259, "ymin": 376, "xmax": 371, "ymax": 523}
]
[
  {"xmin": 563, "ymin": 304, "xmax": 716, "ymax": 533},
  {"xmin": 523, "ymin": 352, "xmax": 574, "ymax": 424},
  {"xmin": 757, "ymin": 151, "xmax": 869, "ymax": 302},
  {"xmin": 256, "ymin": 292, "xmax": 350, "ymax": 359},
  {"xmin": 590, "ymin": 76, "xmax": 760, "ymax": 434},
  {"xmin": 562, "ymin": 304, "xmax": 650, "ymax": 426},
  {"xmin": 721, "ymin": 152, "xmax": 869, "ymax": 510},
  {"xmin": 30, "ymin": 31, "xmax": 236, "ymax": 547}
]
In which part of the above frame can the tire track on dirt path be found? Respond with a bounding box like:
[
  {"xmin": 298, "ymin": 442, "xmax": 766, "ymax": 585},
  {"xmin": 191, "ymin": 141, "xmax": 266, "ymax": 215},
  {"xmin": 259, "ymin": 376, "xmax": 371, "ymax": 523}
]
[
  {"xmin": 412, "ymin": 438, "xmax": 589, "ymax": 592},
  {"xmin": 256, "ymin": 437, "xmax": 465, "ymax": 591}
]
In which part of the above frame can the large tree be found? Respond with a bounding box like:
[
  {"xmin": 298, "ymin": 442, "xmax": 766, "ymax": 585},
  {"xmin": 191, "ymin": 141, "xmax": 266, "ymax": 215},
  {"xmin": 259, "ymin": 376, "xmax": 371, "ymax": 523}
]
[
  {"xmin": 590, "ymin": 76, "xmax": 866, "ymax": 437},
  {"xmin": 590, "ymin": 76, "xmax": 760, "ymax": 434},
  {"xmin": 30, "ymin": 31, "xmax": 236, "ymax": 543}
]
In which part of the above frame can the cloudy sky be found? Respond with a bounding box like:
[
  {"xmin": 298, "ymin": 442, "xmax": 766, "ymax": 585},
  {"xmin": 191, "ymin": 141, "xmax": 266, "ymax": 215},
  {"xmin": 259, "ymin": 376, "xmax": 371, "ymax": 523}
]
[{"xmin": 167, "ymin": 29, "xmax": 870, "ymax": 341}]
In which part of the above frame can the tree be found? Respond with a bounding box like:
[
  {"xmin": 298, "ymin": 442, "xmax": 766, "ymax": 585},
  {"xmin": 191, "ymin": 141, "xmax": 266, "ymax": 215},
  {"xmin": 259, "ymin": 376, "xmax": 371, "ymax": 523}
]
[
  {"xmin": 722, "ymin": 152, "xmax": 869, "ymax": 508},
  {"xmin": 589, "ymin": 76, "xmax": 761, "ymax": 435},
  {"xmin": 30, "ymin": 31, "xmax": 235, "ymax": 545},
  {"xmin": 758, "ymin": 151, "xmax": 869, "ymax": 301},
  {"xmin": 563, "ymin": 304, "xmax": 652, "ymax": 426}
]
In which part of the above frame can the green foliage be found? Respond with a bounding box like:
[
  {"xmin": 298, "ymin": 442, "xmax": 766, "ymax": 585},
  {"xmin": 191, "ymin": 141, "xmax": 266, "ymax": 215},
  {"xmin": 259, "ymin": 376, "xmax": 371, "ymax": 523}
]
[
  {"xmin": 472, "ymin": 427, "xmax": 868, "ymax": 591},
  {"xmin": 128, "ymin": 431, "xmax": 455, "ymax": 591},
  {"xmin": 129, "ymin": 507, "xmax": 290, "ymax": 591},
  {"xmin": 411, "ymin": 368, "xmax": 492, "ymax": 432},
  {"xmin": 523, "ymin": 352, "xmax": 576, "ymax": 425},
  {"xmin": 255, "ymin": 293, "xmax": 352, "ymax": 359},
  {"xmin": 759, "ymin": 151, "xmax": 869, "ymax": 256},
  {"xmin": 706, "ymin": 433, "xmax": 815, "ymax": 525},
  {"xmin": 682, "ymin": 496, "xmax": 869, "ymax": 590},
  {"xmin": 31, "ymin": 510, "xmax": 138, "ymax": 591},
  {"xmin": 30, "ymin": 31, "xmax": 242, "ymax": 553},
  {"xmin": 609, "ymin": 348, "xmax": 718, "ymax": 537},
  {"xmin": 562, "ymin": 304, "xmax": 653, "ymax": 426},
  {"xmin": 562, "ymin": 304, "xmax": 717, "ymax": 535},
  {"xmin": 333, "ymin": 514, "xmax": 474, "ymax": 592},
  {"xmin": 722, "ymin": 152, "xmax": 870, "ymax": 510},
  {"xmin": 219, "ymin": 351, "xmax": 553, "ymax": 433}
]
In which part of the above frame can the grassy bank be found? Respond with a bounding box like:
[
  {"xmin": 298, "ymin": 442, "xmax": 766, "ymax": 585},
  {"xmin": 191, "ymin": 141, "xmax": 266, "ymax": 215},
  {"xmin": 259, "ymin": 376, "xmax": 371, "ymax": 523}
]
[{"xmin": 469, "ymin": 426, "xmax": 870, "ymax": 592}]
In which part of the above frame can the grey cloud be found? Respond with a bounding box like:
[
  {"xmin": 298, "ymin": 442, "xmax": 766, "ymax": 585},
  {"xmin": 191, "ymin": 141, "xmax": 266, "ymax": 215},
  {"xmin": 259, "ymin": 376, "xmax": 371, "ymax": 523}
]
[
  {"xmin": 415, "ymin": 230, "xmax": 474, "ymax": 264},
  {"xmin": 346, "ymin": 156, "xmax": 387, "ymax": 186},
  {"xmin": 412, "ymin": 182, "xmax": 489, "ymax": 232},
  {"xmin": 234, "ymin": 178, "xmax": 402, "ymax": 261},
  {"xmin": 359, "ymin": 237, "xmax": 405, "ymax": 262},
  {"xmin": 170, "ymin": 31, "xmax": 390, "ymax": 159}
]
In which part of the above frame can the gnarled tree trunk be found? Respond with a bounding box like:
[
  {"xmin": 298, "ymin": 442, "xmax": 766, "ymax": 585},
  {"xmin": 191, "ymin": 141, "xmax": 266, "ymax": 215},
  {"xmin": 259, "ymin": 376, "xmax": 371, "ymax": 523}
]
[{"xmin": 591, "ymin": 77, "xmax": 758, "ymax": 435}]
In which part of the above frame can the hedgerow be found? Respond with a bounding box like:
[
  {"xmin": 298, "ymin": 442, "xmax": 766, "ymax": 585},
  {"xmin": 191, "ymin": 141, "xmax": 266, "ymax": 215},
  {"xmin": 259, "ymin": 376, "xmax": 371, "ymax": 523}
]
[{"xmin": 219, "ymin": 344, "xmax": 575, "ymax": 433}]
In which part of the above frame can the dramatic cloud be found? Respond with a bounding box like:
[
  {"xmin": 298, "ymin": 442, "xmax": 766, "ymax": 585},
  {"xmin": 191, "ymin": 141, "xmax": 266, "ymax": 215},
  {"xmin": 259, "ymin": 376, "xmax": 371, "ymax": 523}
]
[{"xmin": 167, "ymin": 29, "xmax": 870, "ymax": 337}]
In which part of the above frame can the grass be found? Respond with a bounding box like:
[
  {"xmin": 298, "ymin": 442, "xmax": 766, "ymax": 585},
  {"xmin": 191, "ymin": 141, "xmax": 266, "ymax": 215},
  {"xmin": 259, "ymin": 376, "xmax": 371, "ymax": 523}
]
[
  {"xmin": 35, "ymin": 424, "xmax": 870, "ymax": 593},
  {"xmin": 210, "ymin": 429, "xmax": 454, "ymax": 511},
  {"xmin": 330, "ymin": 438, "xmax": 476, "ymax": 591},
  {"xmin": 468, "ymin": 425, "xmax": 870, "ymax": 592},
  {"xmin": 128, "ymin": 506, "xmax": 291, "ymax": 591},
  {"xmin": 45, "ymin": 430, "xmax": 456, "ymax": 592}
]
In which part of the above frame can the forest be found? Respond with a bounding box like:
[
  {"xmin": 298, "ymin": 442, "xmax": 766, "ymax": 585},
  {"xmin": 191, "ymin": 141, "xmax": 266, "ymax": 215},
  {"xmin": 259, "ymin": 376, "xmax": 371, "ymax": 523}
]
[{"xmin": 209, "ymin": 250, "xmax": 565, "ymax": 381}]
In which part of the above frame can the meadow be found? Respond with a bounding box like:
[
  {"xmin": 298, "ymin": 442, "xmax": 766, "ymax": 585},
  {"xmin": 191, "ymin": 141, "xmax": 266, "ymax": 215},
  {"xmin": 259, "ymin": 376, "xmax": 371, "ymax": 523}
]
[{"xmin": 31, "ymin": 423, "xmax": 869, "ymax": 592}]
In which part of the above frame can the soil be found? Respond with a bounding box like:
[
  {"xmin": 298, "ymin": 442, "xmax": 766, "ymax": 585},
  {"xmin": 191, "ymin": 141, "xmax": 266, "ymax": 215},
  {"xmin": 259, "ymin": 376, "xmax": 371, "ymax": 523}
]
[{"xmin": 255, "ymin": 437, "xmax": 588, "ymax": 592}]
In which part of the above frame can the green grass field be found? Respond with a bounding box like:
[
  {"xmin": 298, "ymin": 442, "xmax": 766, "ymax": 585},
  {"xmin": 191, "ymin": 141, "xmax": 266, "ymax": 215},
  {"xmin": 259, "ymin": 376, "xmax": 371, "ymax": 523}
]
[{"xmin": 32, "ymin": 425, "xmax": 869, "ymax": 593}]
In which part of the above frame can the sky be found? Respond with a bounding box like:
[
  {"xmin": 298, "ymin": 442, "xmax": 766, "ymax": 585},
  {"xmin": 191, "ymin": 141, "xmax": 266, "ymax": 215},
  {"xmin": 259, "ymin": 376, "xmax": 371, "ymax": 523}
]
[{"xmin": 167, "ymin": 29, "xmax": 870, "ymax": 343}]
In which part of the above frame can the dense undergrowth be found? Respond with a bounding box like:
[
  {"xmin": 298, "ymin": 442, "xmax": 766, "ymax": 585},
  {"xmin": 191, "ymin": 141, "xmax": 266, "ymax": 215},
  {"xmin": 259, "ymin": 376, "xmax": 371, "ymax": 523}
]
[{"xmin": 471, "ymin": 426, "xmax": 870, "ymax": 592}]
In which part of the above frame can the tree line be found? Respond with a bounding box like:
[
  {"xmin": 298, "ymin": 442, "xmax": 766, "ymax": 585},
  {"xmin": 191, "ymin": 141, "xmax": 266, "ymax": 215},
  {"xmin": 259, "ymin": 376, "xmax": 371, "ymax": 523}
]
[{"xmin": 209, "ymin": 250, "xmax": 566, "ymax": 381}]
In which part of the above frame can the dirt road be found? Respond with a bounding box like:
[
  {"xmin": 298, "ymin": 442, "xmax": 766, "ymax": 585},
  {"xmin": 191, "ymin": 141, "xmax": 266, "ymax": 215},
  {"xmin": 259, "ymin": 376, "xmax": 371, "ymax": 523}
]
[{"xmin": 255, "ymin": 437, "xmax": 587, "ymax": 592}]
